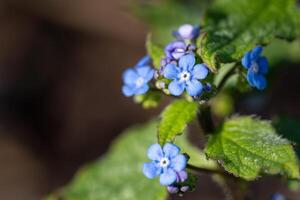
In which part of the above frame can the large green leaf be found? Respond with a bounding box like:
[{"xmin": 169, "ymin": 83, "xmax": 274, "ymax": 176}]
[
  {"xmin": 198, "ymin": 0, "xmax": 300, "ymax": 72},
  {"xmin": 205, "ymin": 116, "xmax": 300, "ymax": 180},
  {"xmin": 158, "ymin": 100, "xmax": 198, "ymax": 145},
  {"xmin": 45, "ymin": 121, "xmax": 216, "ymax": 200}
]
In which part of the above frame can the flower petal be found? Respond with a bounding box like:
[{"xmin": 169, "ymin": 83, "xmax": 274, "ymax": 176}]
[
  {"xmin": 193, "ymin": 64, "xmax": 209, "ymax": 79},
  {"xmin": 241, "ymin": 52, "xmax": 251, "ymax": 69},
  {"xmin": 163, "ymin": 64, "xmax": 179, "ymax": 79},
  {"xmin": 253, "ymin": 74, "xmax": 267, "ymax": 90},
  {"xmin": 176, "ymin": 170, "xmax": 188, "ymax": 182},
  {"xmin": 257, "ymin": 57, "xmax": 269, "ymax": 74},
  {"xmin": 251, "ymin": 46, "xmax": 263, "ymax": 60},
  {"xmin": 177, "ymin": 24, "xmax": 194, "ymax": 40},
  {"xmin": 163, "ymin": 143, "xmax": 180, "ymax": 158},
  {"xmin": 143, "ymin": 162, "xmax": 160, "ymax": 179},
  {"xmin": 122, "ymin": 68, "xmax": 138, "ymax": 85},
  {"xmin": 136, "ymin": 66, "xmax": 152, "ymax": 78},
  {"xmin": 246, "ymin": 70, "xmax": 256, "ymax": 87},
  {"xmin": 179, "ymin": 54, "xmax": 195, "ymax": 70},
  {"xmin": 135, "ymin": 84, "xmax": 149, "ymax": 95},
  {"xmin": 136, "ymin": 55, "xmax": 151, "ymax": 67},
  {"xmin": 147, "ymin": 143, "xmax": 163, "ymax": 161},
  {"xmin": 171, "ymin": 154, "xmax": 187, "ymax": 172},
  {"xmin": 122, "ymin": 85, "xmax": 136, "ymax": 97},
  {"xmin": 186, "ymin": 79, "xmax": 203, "ymax": 96},
  {"xmin": 168, "ymin": 80, "xmax": 185, "ymax": 96},
  {"xmin": 160, "ymin": 168, "xmax": 177, "ymax": 186}
]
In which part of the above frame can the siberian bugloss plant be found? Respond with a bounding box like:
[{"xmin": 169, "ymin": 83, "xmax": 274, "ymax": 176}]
[{"xmin": 46, "ymin": 0, "xmax": 300, "ymax": 200}]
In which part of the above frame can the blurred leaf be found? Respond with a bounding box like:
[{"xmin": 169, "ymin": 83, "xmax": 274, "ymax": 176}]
[
  {"xmin": 146, "ymin": 35, "xmax": 164, "ymax": 69},
  {"xmin": 273, "ymin": 116, "xmax": 300, "ymax": 157},
  {"xmin": 198, "ymin": 0, "xmax": 300, "ymax": 72},
  {"xmin": 134, "ymin": 90, "xmax": 162, "ymax": 109},
  {"xmin": 264, "ymin": 39, "xmax": 300, "ymax": 66},
  {"xmin": 211, "ymin": 93, "xmax": 234, "ymax": 118},
  {"xmin": 205, "ymin": 116, "xmax": 300, "ymax": 180},
  {"xmin": 45, "ymin": 120, "xmax": 216, "ymax": 200},
  {"xmin": 158, "ymin": 100, "xmax": 198, "ymax": 145},
  {"xmin": 133, "ymin": 0, "xmax": 210, "ymax": 44}
]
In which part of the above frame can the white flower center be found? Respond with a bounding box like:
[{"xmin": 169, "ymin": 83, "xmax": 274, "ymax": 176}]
[
  {"xmin": 179, "ymin": 71, "xmax": 191, "ymax": 82},
  {"xmin": 135, "ymin": 77, "xmax": 145, "ymax": 87},
  {"xmin": 159, "ymin": 157, "xmax": 170, "ymax": 168},
  {"xmin": 251, "ymin": 62, "xmax": 259, "ymax": 73}
]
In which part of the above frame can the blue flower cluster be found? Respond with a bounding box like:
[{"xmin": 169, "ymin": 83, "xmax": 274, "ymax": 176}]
[
  {"xmin": 159, "ymin": 24, "xmax": 209, "ymax": 97},
  {"xmin": 241, "ymin": 46, "xmax": 269, "ymax": 90},
  {"xmin": 143, "ymin": 143, "xmax": 188, "ymax": 186}
]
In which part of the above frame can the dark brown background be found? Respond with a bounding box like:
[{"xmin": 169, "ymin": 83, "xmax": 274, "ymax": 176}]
[{"xmin": 0, "ymin": 0, "xmax": 300, "ymax": 200}]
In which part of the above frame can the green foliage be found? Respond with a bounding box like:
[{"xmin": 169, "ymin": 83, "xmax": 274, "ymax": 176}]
[
  {"xmin": 134, "ymin": 90, "xmax": 161, "ymax": 109},
  {"xmin": 158, "ymin": 100, "xmax": 198, "ymax": 145},
  {"xmin": 133, "ymin": 0, "xmax": 209, "ymax": 44},
  {"xmin": 146, "ymin": 35, "xmax": 165, "ymax": 69},
  {"xmin": 197, "ymin": 0, "xmax": 300, "ymax": 72},
  {"xmin": 273, "ymin": 116, "xmax": 300, "ymax": 157},
  {"xmin": 205, "ymin": 116, "xmax": 300, "ymax": 180},
  {"xmin": 45, "ymin": 121, "xmax": 216, "ymax": 200}
]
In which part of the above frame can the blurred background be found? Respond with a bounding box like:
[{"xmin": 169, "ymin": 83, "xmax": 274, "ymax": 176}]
[{"xmin": 0, "ymin": 0, "xmax": 299, "ymax": 200}]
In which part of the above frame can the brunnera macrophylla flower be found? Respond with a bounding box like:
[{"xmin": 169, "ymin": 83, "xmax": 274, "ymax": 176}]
[
  {"xmin": 173, "ymin": 24, "xmax": 200, "ymax": 41},
  {"xmin": 167, "ymin": 170, "xmax": 190, "ymax": 194},
  {"xmin": 241, "ymin": 46, "xmax": 269, "ymax": 90},
  {"xmin": 271, "ymin": 192, "xmax": 285, "ymax": 200},
  {"xmin": 122, "ymin": 56, "xmax": 154, "ymax": 97},
  {"xmin": 143, "ymin": 143, "xmax": 187, "ymax": 186},
  {"xmin": 162, "ymin": 54, "xmax": 209, "ymax": 97}
]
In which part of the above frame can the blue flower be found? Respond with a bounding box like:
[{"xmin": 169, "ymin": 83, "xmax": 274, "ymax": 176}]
[
  {"xmin": 272, "ymin": 192, "xmax": 285, "ymax": 200},
  {"xmin": 143, "ymin": 143, "xmax": 187, "ymax": 186},
  {"xmin": 167, "ymin": 170, "xmax": 189, "ymax": 194},
  {"xmin": 163, "ymin": 54, "xmax": 209, "ymax": 97},
  {"xmin": 241, "ymin": 46, "xmax": 269, "ymax": 90},
  {"xmin": 165, "ymin": 41, "xmax": 187, "ymax": 61},
  {"xmin": 122, "ymin": 56, "xmax": 154, "ymax": 96},
  {"xmin": 173, "ymin": 24, "xmax": 200, "ymax": 40}
]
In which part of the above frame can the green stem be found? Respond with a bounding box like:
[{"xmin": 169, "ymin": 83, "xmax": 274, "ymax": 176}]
[
  {"xmin": 186, "ymin": 164, "xmax": 224, "ymax": 175},
  {"xmin": 217, "ymin": 64, "xmax": 238, "ymax": 90}
]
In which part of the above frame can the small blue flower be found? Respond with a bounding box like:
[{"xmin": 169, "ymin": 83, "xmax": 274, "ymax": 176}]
[
  {"xmin": 167, "ymin": 170, "xmax": 189, "ymax": 194},
  {"xmin": 173, "ymin": 24, "xmax": 200, "ymax": 40},
  {"xmin": 241, "ymin": 46, "xmax": 269, "ymax": 90},
  {"xmin": 163, "ymin": 54, "xmax": 209, "ymax": 97},
  {"xmin": 272, "ymin": 192, "xmax": 285, "ymax": 200},
  {"xmin": 122, "ymin": 56, "xmax": 154, "ymax": 96},
  {"xmin": 143, "ymin": 143, "xmax": 187, "ymax": 186},
  {"xmin": 165, "ymin": 41, "xmax": 187, "ymax": 61}
]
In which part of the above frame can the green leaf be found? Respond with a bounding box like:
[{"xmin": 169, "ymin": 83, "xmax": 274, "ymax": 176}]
[
  {"xmin": 205, "ymin": 116, "xmax": 300, "ymax": 180},
  {"xmin": 198, "ymin": 0, "xmax": 300, "ymax": 72},
  {"xmin": 45, "ymin": 120, "xmax": 216, "ymax": 200},
  {"xmin": 146, "ymin": 35, "xmax": 164, "ymax": 69},
  {"xmin": 158, "ymin": 100, "xmax": 198, "ymax": 145}
]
